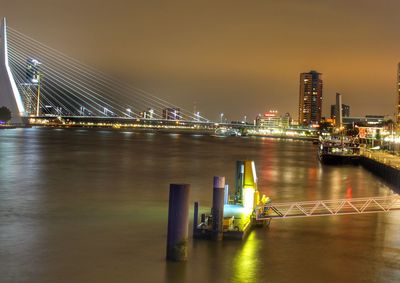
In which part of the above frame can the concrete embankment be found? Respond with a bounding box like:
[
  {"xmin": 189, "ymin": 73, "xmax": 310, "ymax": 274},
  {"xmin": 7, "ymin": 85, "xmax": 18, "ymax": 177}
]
[{"xmin": 360, "ymin": 150, "xmax": 400, "ymax": 191}]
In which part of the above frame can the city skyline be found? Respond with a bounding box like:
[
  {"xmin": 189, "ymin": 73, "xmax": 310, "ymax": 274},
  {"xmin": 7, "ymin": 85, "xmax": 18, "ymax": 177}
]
[{"xmin": 1, "ymin": 0, "xmax": 400, "ymax": 121}]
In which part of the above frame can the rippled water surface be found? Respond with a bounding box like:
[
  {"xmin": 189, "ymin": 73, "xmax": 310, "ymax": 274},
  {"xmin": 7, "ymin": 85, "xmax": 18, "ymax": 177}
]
[{"xmin": 0, "ymin": 128, "xmax": 399, "ymax": 283}]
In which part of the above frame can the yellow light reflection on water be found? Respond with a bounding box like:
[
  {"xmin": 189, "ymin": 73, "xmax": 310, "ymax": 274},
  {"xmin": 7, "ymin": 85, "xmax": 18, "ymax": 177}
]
[{"xmin": 231, "ymin": 232, "xmax": 260, "ymax": 282}]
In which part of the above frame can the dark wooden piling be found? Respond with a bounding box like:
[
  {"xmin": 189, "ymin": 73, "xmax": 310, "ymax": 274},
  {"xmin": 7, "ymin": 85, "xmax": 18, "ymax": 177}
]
[
  {"xmin": 166, "ymin": 184, "xmax": 190, "ymax": 261},
  {"xmin": 212, "ymin": 176, "xmax": 225, "ymax": 241},
  {"xmin": 193, "ymin": 201, "xmax": 199, "ymax": 236}
]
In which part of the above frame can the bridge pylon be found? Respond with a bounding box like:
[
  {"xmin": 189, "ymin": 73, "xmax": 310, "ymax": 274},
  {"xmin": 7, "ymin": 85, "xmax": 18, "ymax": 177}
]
[{"xmin": 0, "ymin": 17, "xmax": 25, "ymax": 124}]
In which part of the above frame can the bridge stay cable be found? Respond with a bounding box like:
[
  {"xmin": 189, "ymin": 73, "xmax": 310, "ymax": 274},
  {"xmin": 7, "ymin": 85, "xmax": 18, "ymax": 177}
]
[
  {"xmin": 8, "ymin": 43, "xmax": 134, "ymax": 117},
  {"xmin": 7, "ymin": 32, "xmax": 172, "ymax": 118},
  {"xmin": 8, "ymin": 27, "xmax": 200, "ymax": 121},
  {"xmin": 6, "ymin": 26, "xmax": 209, "ymax": 122},
  {"xmin": 7, "ymin": 26, "xmax": 198, "ymax": 120}
]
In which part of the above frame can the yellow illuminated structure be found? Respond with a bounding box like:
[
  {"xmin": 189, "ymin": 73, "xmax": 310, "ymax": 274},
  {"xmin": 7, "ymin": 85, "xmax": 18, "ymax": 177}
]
[
  {"xmin": 241, "ymin": 160, "xmax": 258, "ymax": 212},
  {"xmin": 194, "ymin": 160, "xmax": 271, "ymax": 240},
  {"xmin": 221, "ymin": 160, "xmax": 262, "ymax": 232}
]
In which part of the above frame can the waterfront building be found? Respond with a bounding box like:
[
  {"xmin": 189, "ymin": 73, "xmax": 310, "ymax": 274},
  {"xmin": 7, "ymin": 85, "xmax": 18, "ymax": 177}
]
[
  {"xmin": 298, "ymin": 70, "xmax": 323, "ymax": 126},
  {"xmin": 343, "ymin": 115, "xmax": 385, "ymax": 126},
  {"xmin": 163, "ymin": 107, "xmax": 181, "ymax": 120},
  {"xmin": 331, "ymin": 104, "xmax": 350, "ymax": 119},
  {"xmin": 256, "ymin": 110, "xmax": 290, "ymax": 128}
]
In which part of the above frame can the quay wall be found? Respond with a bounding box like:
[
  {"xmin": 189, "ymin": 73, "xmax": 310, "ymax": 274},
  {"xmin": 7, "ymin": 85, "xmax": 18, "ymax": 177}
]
[{"xmin": 360, "ymin": 156, "xmax": 400, "ymax": 192}]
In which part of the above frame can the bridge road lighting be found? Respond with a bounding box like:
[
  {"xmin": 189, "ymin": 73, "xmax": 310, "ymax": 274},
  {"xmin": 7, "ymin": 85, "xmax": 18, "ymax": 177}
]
[
  {"xmin": 35, "ymin": 73, "xmax": 42, "ymax": 117},
  {"xmin": 26, "ymin": 58, "xmax": 42, "ymax": 117},
  {"xmin": 220, "ymin": 113, "xmax": 224, "ymax": 123},
  {"xmin": 149, "ymin": 108, "xmax": 154, "ymax": 119},
  {"xmin": 79, "ymin": 106, "xmax": 85, "ymax": 116}
]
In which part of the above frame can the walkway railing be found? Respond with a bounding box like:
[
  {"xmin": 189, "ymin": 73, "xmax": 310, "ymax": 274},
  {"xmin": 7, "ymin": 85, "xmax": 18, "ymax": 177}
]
[{"xmin": 255, "ymin": 195, "xmax": 400, "ymax": 220}]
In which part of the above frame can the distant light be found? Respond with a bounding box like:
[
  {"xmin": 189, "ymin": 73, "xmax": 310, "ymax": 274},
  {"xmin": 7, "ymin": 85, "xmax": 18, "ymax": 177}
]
[{"xmin": 30, "ymin": 58, "xmax": 41, "ymax": 65}]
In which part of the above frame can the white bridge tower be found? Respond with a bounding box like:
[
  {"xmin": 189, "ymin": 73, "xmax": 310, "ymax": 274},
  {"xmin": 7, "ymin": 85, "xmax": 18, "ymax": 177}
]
[{"xmin": 0, "ymin": 17, "xmax": 25, "ymax": 124}]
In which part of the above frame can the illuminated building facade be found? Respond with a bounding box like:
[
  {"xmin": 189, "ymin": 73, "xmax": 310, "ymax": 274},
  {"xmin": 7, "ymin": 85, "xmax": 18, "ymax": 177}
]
[
  {"xmin": 298, "ymin": 70, "xmax": 323, "ymax": 126},
  {"xmin": 163, "ymin": 107, "xmax": 181, "ymax": 120},
  {"xmin": 256, "ymin": 110, "xmax": 290, "ymax": 128}
]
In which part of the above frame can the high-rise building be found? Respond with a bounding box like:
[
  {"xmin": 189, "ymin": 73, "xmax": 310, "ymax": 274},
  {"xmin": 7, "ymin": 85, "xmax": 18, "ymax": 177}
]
[
  {"xmin": 298, "ymin": 70, "xmax": 323, "ymax": 126},
  {"xmin": 397, "ymin": 63, "xmax": 400, "ymax": 124},
  {"xmin": 330, "ymin": 104, "xmax": 350, "ymax": 119}
]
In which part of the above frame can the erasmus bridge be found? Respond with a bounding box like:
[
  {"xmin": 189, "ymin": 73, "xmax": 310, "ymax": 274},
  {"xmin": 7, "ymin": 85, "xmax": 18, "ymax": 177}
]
[{"xmin": 0, "ymin": 18, "xmax": 211, "ymax": 126}]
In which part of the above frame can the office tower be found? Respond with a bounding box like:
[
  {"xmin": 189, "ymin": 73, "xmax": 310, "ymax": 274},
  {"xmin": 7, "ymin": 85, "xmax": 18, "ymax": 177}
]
[
  {"xmin": 298, "ymin": 70, "xmax": 323, "ymax": 126},
  {"xmin": 331, "ymin": 104, "xmax": 350, "ymax": 118}
]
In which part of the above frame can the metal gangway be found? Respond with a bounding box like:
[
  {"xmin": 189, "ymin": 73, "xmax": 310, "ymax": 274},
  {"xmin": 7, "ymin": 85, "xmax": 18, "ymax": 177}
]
[{"xmin": 255, "ymin": 194, "xmax": 400, "ymax": 220}]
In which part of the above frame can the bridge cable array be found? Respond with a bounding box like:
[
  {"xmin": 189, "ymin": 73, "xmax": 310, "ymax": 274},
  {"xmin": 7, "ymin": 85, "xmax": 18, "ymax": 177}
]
[{"xmin": 6, "ymin": 27, "xmax": 208, "ymax": 122}]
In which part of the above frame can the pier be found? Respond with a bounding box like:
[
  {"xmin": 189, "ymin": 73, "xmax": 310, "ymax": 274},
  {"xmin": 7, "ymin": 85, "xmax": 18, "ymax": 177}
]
[{"xmin": 174, "ymin": 159, "xmax": 400, "ymax": 245}]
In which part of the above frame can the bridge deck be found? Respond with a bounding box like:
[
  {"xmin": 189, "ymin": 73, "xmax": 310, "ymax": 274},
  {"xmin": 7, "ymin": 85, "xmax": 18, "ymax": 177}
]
[{"xmin": 255, "ymin": 195, "xmax": 400, "ymax": 220}]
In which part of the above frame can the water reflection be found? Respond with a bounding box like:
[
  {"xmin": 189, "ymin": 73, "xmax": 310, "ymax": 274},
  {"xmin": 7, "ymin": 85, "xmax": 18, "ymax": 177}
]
[
  {"xmin": 231, "ymin": 232, "xmax": 260, "ymax": 282},
  {"xmin": 0, "ymin": 128, "xmax": 398, "ymax": 283}
]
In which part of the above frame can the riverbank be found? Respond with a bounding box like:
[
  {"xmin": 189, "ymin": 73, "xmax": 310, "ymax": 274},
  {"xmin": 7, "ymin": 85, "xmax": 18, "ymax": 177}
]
[
  {"xmin": 0, "ymin": 124, "xmax": 31, "ymax": 129},
  {"xmin": 20, "ymin": 124, "xmax": 319, "ymax": 142}
]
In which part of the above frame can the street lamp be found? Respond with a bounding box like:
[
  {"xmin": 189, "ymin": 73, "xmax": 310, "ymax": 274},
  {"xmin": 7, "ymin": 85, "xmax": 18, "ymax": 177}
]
[
  {"xmin": 35, "ymin": 73, "xmax": 42, "ymax": 117},
  {"xmin": 220, "ymin": 113, "xmax": 224, "ymax": 123}
]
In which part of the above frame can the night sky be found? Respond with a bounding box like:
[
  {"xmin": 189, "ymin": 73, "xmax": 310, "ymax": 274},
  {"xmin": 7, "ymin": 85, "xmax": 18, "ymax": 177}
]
[{"xmin": 1, "ymin": 0, "xmax": 400, "ymax": 121}]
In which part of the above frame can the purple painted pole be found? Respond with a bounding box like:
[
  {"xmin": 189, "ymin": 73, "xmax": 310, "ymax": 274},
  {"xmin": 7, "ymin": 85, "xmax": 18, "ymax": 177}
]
[{"xmin": 166, "ymin": 184, "xmax": 190, "ymax": 261}]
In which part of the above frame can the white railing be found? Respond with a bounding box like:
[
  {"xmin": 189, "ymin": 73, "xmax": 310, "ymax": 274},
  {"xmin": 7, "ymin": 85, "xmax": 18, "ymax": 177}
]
[{"xmin": 255, "ymin": 194, "xmax": 400, "ymax": 220}]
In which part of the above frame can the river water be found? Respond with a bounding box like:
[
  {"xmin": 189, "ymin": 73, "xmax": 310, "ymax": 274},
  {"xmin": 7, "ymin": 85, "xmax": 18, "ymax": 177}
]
[{"xmin": 0, "ymin": 128, "xmax": 399, "ymax": 283}]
